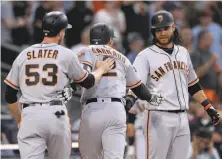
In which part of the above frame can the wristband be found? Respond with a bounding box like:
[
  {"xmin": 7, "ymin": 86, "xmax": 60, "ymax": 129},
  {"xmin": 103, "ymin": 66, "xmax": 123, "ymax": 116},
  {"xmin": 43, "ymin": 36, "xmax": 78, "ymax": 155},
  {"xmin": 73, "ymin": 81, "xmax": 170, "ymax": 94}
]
[{"xmin": 201, "ymin": 99, "xmax": 212, "ymax": 110}]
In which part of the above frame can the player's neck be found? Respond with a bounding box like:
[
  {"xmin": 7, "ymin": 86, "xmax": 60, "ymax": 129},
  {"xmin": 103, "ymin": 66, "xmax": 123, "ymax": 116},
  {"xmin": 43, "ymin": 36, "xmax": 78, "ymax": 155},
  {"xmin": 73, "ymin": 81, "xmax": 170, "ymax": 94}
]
[
  {"xmin": 156, "ymin": 43, "xmax": 174, "ymax": 49},
  {"xmin": 41, "ymin": 37, "xmax": 59, "ymax": 44}
]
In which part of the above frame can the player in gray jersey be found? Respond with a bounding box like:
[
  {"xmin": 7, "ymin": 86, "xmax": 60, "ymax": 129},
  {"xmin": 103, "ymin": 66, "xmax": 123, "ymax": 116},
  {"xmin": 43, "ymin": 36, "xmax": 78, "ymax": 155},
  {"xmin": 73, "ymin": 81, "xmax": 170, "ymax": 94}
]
[
  {"xmin": 126, "ymin": 10, "xmax": 220, "ymax": 159},
  {"xmin": 75, "ymin": 23, "xmax": 164, "ymax": 159},
  {"xmin": 4, "ymin": 12, "xmax": 115, "ymax": 159}
]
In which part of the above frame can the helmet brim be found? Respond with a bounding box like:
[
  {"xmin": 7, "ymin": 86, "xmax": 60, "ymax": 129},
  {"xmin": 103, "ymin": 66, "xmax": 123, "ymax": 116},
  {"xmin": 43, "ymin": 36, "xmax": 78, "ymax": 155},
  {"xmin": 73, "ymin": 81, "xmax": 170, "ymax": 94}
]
[
  {"xmin": 67, "ymin": 24, "xmax": 72, "ymax": 29},
  {"xmin": 151, "ymin": 22, "xmax": 174, "ymax": 29}
]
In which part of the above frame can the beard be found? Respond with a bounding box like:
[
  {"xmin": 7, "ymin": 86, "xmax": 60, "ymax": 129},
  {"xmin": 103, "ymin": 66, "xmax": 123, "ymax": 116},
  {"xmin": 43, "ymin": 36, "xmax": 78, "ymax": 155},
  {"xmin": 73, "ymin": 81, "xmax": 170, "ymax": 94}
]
[{"xmin": 155, "ymin": 34, "xmax": 174, "ymax": 47}]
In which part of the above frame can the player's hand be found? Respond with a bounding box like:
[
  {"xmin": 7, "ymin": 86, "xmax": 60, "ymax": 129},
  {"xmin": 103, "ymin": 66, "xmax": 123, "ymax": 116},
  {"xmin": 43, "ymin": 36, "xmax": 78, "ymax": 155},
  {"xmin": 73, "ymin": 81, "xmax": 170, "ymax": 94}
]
[
  {"xmin": 57, "ymin": 87, "xmax": 74, "ymax": 104},
  {"xmin": 206, "ymin": 106, "xmax": 220, "ymax": 126},
  {"xmin": 149, "ymin": 88, "xmax": 164, "ymax": 106},
  {"xmin": 96, "ymin": 58, "xmax": 115, "ymax": 74},
  {"xmin": 125, "ymin": 146, "xmax": 136, "ymax": 159}
]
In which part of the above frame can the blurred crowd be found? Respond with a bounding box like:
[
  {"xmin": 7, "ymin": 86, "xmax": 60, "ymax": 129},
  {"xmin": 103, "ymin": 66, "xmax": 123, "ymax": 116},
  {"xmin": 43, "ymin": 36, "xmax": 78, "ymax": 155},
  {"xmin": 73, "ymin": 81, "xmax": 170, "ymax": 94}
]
[{"xmin": 1, "ymin": 1, "xmax": 222, "ymax": 158}]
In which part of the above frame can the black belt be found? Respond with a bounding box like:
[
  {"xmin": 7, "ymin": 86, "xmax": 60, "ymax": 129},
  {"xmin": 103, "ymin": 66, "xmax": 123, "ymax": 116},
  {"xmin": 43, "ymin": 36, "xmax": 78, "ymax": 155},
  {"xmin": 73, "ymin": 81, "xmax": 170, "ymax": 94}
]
[
  {"xmin": 85, "ymin": 98, "xmax": 122, "ymax": 105},
  {"xmin": 152, "ymin": 110, "xmax": 186, "ymax": 113},
  {"xmin": 23, "ymin": 100, "xmax": 63, "ymax": 109}
]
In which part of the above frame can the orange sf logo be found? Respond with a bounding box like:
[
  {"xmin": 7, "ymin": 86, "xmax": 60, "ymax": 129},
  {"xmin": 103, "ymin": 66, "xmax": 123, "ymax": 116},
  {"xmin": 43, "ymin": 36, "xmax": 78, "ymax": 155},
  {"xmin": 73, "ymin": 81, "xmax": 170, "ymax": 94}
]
[{"xmin": 158, "ymin": 15, "xmax": 163, "ymax": 22}]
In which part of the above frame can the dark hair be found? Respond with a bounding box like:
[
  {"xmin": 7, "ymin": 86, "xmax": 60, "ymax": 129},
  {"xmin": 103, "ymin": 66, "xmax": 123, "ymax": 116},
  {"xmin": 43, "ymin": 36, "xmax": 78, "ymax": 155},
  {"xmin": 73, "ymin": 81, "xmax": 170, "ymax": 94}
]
[
  {"xmin": 195, "ymin": 128, "xmax": 212, "ymax": 139},
  {"xmin": 150, "ymin": 27, "xmax": 182, "ymax": 46}
]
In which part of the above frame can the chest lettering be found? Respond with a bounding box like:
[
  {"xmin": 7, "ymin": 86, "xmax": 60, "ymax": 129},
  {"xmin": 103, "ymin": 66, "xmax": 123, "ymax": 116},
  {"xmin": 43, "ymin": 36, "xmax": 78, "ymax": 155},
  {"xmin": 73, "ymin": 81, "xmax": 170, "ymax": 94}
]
[{"xmin": 151, "ymin": 61, "xmax": 188, "ymax": 81}]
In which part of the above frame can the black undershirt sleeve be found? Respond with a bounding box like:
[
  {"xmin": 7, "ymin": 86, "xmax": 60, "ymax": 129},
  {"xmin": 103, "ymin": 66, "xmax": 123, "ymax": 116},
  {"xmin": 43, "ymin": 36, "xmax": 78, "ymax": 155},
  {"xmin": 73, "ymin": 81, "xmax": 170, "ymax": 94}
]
[
  {"xmin": 131, "ymin": 83, "xmax": 152, "ymax": 102},
  {"xmin": 188, "ymin": 82, "xmax": 202, "ymax": 96},
  {"xmin": 5, "ymin": 85, "xmax": 18, "ymax": 104}
]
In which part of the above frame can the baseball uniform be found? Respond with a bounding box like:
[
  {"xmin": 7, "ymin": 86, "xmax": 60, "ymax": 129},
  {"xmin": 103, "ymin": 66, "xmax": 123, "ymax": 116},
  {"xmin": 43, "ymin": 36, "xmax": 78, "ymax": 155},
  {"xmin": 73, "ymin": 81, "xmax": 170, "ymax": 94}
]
[
  {"xmin": 133, "ymin": 44, "xmax": 198, "ymax": 159},
  {"xmin": 4, "ymin": 43, "xmax": 88, "ymax": 159},
  {"xmin": 77, "ymin": 45, "xmax": 142, "ymax": 159}
]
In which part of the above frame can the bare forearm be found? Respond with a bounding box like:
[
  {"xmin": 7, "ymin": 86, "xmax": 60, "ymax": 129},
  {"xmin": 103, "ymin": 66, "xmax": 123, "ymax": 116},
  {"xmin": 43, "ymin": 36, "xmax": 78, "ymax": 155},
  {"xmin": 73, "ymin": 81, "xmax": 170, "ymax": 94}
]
[
  {"xmin": 192, "ymin": 90, "xmax": 208, "ymax": 104},
  {"xmin": 8, "ymin": 102, "xmax": 21, "ymax": 124}
]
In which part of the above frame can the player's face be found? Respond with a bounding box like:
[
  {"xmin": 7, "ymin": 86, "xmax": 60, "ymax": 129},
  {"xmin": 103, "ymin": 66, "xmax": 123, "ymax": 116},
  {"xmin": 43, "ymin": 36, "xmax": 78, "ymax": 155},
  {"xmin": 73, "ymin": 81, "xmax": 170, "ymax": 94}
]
[{"xmin": 155, "ymin": 26, "xmax": 175, "ymax": 46}]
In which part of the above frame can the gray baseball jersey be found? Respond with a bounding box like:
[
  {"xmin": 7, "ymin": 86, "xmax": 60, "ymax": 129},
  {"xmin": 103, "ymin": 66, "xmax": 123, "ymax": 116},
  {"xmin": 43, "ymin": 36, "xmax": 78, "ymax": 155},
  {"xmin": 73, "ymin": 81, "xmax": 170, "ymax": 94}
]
[
  {"xmin": 78, "ymin": 45, "xmax": 141, "ymax": 103},
  {"xmin": 134, "ymin": 44, "xmax": 198, "ymax": 110},
  {"xmin": 133, "ymin": 44, "xmax": 196, "ymax": 159},
  {"xmin": 77, "ymin": 44, "xmax": 141, "ymax": 159},
  {"xmin": 4, "ymin": 43, "xmax": 88, "ymax": 159},
  {"xmin": 5, "ymin": 43, "xmax": 88, "ymax": 103}
]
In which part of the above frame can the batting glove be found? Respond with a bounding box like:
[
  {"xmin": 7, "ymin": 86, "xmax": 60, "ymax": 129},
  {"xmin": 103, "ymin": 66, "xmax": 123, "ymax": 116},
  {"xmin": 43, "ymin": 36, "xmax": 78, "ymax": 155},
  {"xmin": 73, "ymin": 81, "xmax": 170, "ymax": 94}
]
[
  {"xmin": 148, "ymin": 88, "xmax": 164, "ymax": 106},
  {"xmin": 57, "ymin": 87, "xmax": 74, "ymax": 104},
  {"xmin": 126, "ymin": 146, "xmax": 136, "ymax": 159},
  {"xmin": 206, "ymin": 106, "xmax": 220, "ymax": 126},
  {"xmin": 124, "ymin": 95, "xmax": 138, "ymax": 112}
]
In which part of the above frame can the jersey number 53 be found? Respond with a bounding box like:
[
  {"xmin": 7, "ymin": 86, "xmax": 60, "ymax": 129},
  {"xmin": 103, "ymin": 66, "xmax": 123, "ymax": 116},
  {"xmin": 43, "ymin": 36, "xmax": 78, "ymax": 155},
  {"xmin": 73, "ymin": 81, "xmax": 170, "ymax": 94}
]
[{"xmin": 25, "ymin": 64, "xmax": 57, "ymax": 86}]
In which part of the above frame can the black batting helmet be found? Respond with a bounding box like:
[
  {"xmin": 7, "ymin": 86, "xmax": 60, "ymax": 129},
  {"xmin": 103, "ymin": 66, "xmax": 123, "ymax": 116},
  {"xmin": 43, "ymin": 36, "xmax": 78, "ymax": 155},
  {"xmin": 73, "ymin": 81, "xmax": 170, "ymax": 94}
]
[
  {"xmin": 151, "ymin": 10, "xmax": 174, "ymax": 29},
  {"xmin": 42, "ymin": 11, "xmax": 72, "ymax": 37},
  {"xmin": 90, "ymin": 23, "xmax": 116, "ymax": 45}
]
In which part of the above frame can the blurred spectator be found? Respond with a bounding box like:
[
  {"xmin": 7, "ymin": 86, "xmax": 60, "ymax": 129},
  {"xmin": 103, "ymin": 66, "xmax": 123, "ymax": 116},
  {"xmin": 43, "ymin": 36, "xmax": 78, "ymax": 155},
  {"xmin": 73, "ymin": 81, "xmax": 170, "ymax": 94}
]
[
  {"xmin": 51, "ymin": 1, "xmax": 64, "ymax": 12},
  {"xmin": 11, "ymin": 1, "xmax": 31, "ymax": 46},
  {"xmin": 195, "ymin": 1, "xmax": 222, "ymax": 25},
  {"xmin": 219, "ymin": 74, "xmax": 222, "ymax": 103},
  {"xmin": 187, "ymin": 128, "xmax": 220, "ymax": 159},
  {"xmin": 121, "ymin": 1, "xmax": 150, "ymax": 45},
  {"xmin": 189, "ymin": 102, "xmax": 222, "ymax": 158},
  {"xmin": 1, "ymin": 1, "xmax": 14, "ymax": 43},
  {"xmin": 93, "ymin": 1, "xmax": 126, "ymax": 41},
  {"xmin": 191, "ymin": 30, "xmax": 220, "ymax": 104},
  {"xmin": 147, "ymin": 1, "xmax": 165, "ymax": 19},
  {"xmin": 192, "ymin": 10, "xmax": 222, "ymax": 70},
  {"xmin": 66, "ymin": 1, "xmax": 93, "ymax": 48},
  {"xmin": 182, "ymin": 1, "xmax": 200, "ymax": 28},
  {"xmin": 1, "ymin": 1, "xmax": 30, "ymax": 45},
  {"xmin": 71, "ymin": 26, "xmax": 90, "ymax": 53},
  {"xmin": 181, "ymin": 27, "xmax": 193, "ymax": 53},
  {"xmin": 33, "ymin": 2, "xmax": 54, "ymax": 44},
  {"xmin": 126, "ymin": 32, "xmax": 144, "ymax": 63},
  {"xmin": 189, "ymin": 103, "xmax": 214, "ymax": 137},
  {"xmin": 164, "ymin": 2, "xmax": 186, "ymax": 30},
  {"xmin": 91, "ymin": 1, "xmax": 121, "ymax": 13}
]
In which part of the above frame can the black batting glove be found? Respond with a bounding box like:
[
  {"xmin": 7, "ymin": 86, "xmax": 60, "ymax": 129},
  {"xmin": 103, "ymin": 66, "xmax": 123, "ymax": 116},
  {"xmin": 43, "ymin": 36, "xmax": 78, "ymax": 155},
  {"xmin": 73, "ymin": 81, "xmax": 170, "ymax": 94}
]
[
  {"xmin": 124, "ymin": 95, "xmax": 138, "ymax": 112},
  {"xmin": 206, "ymin": 106, "xmax": 220, "ymax": 126}
]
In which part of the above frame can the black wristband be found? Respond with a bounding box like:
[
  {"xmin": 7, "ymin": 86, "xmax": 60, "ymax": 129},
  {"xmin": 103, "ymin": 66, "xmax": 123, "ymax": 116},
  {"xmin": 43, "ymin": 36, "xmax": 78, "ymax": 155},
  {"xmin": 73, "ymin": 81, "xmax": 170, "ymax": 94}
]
[
  {"xmin": 128, "ymin": 136, "xmax": 135, "ymax": 145},
  {"xmin": 201, "ymin": 99, "xmax": 212, "ymax": 110}
]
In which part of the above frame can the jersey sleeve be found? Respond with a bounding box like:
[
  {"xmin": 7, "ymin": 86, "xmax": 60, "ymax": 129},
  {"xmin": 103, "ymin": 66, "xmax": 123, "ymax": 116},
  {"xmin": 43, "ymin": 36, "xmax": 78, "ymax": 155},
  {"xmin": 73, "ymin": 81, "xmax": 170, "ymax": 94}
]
[
  {"xmin": 126, "ymin": 61, "xmax": 142, "ymax": 89},
  {"xmin": 77, "ymin": 47, "xmax": 95, "ymax": 72},
  {"xmin": 187, "ymin": 52, "xmax": 199, "ymax": 87},
  {"xmin": 67, "ymin": 52, "xmax": 89, "ymax": 83},
  {"xmin": 4, "ymin": 57, "xmax": 20, "ymax": 90},
  {"xmin": 133, "ymin": 53, "xmax": 149, "ymax": 84}
]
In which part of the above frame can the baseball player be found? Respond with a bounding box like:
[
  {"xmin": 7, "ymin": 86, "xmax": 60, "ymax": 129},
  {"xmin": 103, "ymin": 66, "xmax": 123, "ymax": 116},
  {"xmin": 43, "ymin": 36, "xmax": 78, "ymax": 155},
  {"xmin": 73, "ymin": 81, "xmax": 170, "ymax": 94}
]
[
  {"xmin": 126, "ymin": 10, "xmax": 220, "ymax": 159},
  {"xmin": 76, "ymin": 23, "xmax": 164, "ymax": 159},
  {"xmin": 4, "ymin": 11, "xmax": 114, "ymax": 159}
]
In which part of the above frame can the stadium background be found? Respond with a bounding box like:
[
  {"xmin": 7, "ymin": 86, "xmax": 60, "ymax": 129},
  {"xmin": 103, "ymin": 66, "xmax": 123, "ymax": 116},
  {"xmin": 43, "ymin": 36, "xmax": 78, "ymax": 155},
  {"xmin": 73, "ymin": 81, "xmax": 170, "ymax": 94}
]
[{"xmin": 1, "ymin": 1, "xmax": 222, "ymax": 159}]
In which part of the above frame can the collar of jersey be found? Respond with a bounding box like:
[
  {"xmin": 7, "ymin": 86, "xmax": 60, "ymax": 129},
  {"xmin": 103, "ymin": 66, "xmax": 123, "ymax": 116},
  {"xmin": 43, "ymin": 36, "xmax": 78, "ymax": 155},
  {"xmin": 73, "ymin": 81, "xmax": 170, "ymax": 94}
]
[
  {"xmin": 152, "ymin": 44, "xmax": 178, "ymax": 56},
  {"xmin": 32, "ymin": 43, "xmax": 58, "ymax": 47}
]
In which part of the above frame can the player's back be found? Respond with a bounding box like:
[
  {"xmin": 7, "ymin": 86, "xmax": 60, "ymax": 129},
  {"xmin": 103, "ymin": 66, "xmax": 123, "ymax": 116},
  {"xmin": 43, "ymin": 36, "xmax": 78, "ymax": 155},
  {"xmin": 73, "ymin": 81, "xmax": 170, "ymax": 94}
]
[
  {"xmin": 13, "ymin": 43, "xmax": 73, "ymax": 103},
  {"xmin": 79, "ymin": 45, "xmax": 141, "ymax": 103}
]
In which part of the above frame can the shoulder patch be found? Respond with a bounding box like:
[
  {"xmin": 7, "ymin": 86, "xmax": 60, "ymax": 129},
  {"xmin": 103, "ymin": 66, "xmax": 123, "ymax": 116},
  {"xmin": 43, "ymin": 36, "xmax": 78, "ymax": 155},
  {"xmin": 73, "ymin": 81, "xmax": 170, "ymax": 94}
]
[{"xmin": 77, "ymin": 52, "xmax": 85, "ymax": 58}]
